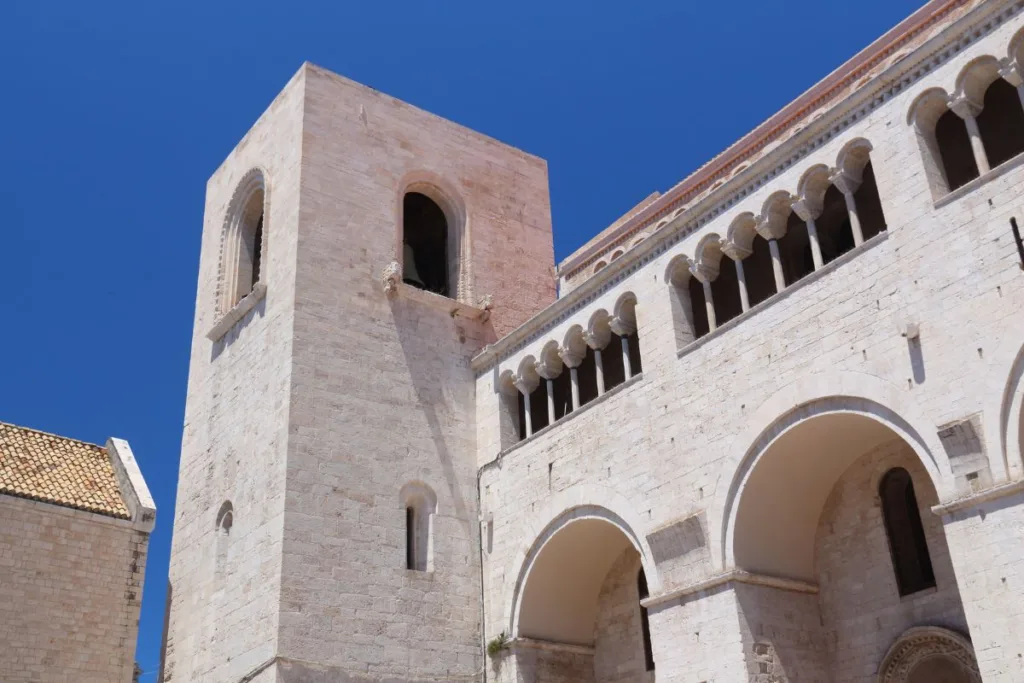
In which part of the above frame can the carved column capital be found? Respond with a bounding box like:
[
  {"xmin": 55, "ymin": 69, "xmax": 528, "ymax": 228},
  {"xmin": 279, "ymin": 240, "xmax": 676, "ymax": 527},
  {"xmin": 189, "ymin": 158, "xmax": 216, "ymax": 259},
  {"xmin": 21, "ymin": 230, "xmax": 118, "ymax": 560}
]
[
  {"xmin": 688, "ymin": 261, "xmax": 718, "ymax": 284},
  {"xmin": 754, "ymin": 216, "xmax": 786, "ymax": 241},
  {"xmin": 829, "ymin": 167, "xmax": 862, "ymax": 197},
  {"xmin": 583, "ymin": 329, "xmax": 610, "ymax": 351},
  {"xmin": 512, "ymin": 374, "xmax": 539, "ymax": 395},
  {"xmin": 609, "ymin": 315, "xmax": 637, "ymax": 337},
  {"xmin": 999, "ymin": 58, "xmax": 1024, "ymax": 88},
  {"xmin": 534, "ymin": 358, "xmax": 562, "ymax": 381},
  {"xmin": 558, "ymin": 347, "xmax": 584, "ymax": 368},
  {"xmin": 721, "ymin": 241, "xmax": 752, "ymax": 261},
  {"xmin": 947, "ymin": 92, "xmax": 984, "ymax": 120},
  {"xmin": 790, "ymin": 196, "xmax": 822, "ymax": 222}
]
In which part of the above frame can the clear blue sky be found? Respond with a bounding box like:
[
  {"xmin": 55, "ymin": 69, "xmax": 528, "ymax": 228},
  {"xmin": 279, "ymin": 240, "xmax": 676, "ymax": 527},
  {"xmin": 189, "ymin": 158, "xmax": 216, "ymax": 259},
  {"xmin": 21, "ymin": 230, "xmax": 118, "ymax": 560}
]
[{"xmin": 1, "ymin": 0, "xmax": 921, "ymax": 678}]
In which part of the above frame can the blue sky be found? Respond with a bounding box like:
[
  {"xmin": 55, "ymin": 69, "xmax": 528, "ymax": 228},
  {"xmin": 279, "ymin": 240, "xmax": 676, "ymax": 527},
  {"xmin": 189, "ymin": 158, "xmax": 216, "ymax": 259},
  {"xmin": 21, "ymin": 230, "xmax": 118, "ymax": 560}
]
[{"xmin": 0, "ymin": 0, "xmax": 922, "ymax": 678}]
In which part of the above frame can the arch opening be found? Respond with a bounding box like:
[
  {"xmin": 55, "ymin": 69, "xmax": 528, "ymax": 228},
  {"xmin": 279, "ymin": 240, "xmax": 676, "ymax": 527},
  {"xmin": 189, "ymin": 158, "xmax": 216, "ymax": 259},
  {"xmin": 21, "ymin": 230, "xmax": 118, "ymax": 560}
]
[
  {"xmin": 513, "ymin": 512, "xmax": 656, "ymax": 681},
  {"xmin": 222, "ymin": 171, "xmax": 267, "ymax": 313},
  {"xmin": 935, "ymin": 110, "xmax": 978, "ymax": 191},
  {"xmin": 977, "ymin": 78, "xmax": 1024, "ymax": 168},
  {"xmin": 403, "ymin": 192, "xmax": 451, "ymax": 297}
]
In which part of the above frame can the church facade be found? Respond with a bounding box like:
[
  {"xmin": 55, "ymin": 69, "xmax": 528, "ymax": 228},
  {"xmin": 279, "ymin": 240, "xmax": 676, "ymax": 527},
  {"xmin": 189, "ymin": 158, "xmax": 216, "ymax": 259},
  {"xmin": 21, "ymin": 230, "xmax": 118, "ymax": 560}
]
[{"xmin": 164, "ymin": 1, "xmax": 1024, "ymax": 681}]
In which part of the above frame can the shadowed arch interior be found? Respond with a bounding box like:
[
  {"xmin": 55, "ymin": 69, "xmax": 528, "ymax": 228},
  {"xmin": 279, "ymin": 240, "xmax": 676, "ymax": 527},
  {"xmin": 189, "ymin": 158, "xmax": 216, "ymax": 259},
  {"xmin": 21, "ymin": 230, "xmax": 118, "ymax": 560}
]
[
  {"xmin": 733, "ymin": 412, "xmax": 932, "ymax": 581},
  {"xmin": 403, "ymin": 192, "xmax": 449, "ymax": 297},
  {"xmin": 516, "ymin": 517, "xmax": 638, "ymax": 646}
]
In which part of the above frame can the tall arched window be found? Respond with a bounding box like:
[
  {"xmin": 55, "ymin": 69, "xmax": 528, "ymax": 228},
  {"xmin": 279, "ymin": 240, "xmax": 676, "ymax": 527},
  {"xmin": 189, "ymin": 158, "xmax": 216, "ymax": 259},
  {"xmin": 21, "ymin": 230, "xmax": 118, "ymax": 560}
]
[
  {"xmin": 401, "ymin": 482, "xmax": 437, "ymax": 572},
  {"xmin": 977, "ymin": 78, "xmax": 1024, "ymax": 168},
  {"xmin": 879, "ymin": 468, "xmax": 936, "ymax": 596},
  {"xmin": 637, "ymin": 569, "xmax": 655, "ymax": 671},
  {"xmin": 222, "ymin": 170, "xmax": 267, "ymax": 312},
  {"xmin": 934, "ymin": 109, "xmax": 979, "ymax": 191},
  {"xmin": 403, "ymin": 192, "xmax": 449, "ymax": 297}
]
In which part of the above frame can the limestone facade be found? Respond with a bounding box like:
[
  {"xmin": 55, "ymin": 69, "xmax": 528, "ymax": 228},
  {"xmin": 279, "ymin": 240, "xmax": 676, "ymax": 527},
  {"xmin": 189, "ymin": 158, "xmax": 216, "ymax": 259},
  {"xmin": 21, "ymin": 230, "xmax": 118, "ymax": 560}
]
[{"xmin": 168, "ymin": 0, "xmax": 1024, "ymax": 681}]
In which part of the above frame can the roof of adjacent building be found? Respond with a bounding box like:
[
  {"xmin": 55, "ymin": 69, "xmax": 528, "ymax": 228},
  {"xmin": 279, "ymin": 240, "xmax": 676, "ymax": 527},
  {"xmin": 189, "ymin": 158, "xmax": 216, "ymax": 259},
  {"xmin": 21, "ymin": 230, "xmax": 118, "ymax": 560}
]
[{"xmin": 0, "ymin": 422, "xmax": 131, "ymax": 519}]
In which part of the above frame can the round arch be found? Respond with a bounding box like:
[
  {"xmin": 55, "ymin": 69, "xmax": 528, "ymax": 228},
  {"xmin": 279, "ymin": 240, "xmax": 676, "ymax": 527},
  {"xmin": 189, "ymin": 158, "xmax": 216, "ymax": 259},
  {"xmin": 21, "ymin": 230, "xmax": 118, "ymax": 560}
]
[
  {"xmin": 981, "ymin": 319, "xmax": 1024, "ymax": 483},
  {"xmin": 708, "ymin": 371, "xmax": 954, "ymax": 574},
  {"xmin": 503, "ymin": 486, "xmax": 659, "ymax": 640},
  {"xmin": 397, "ymin": 170, "xmax": 470, "ymax": 302}
]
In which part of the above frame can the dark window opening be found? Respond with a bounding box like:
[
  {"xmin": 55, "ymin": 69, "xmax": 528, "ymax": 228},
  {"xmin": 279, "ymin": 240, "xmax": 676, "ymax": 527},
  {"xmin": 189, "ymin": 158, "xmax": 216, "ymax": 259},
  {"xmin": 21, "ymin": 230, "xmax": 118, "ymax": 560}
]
[
  {"xmin": 978, "ymin": 78, "xmax": 1024, "ymax": 169},
  {"xmin": 817, "ymin": 185, "xmax": 856, "ymax": 265},
  {"xmin": 516, "ymin": 389, "xmax": 524, "ymax": 444},
  {"xmin": 405, "ymin": 506, "xmax": 416, "ymax": 570},
  {"xmin": 710, "ymin": 257, "xmax": 743, "ymax": 326},
  {"xmin": 529, "ymin": 383, "xmax": 549, "ymax": 432},
  {"xmin": 577, "ymin": 346, "xmax": 599, "ymax": 406},
  {"xmin": 744, "ymin": 235, "xmax": 777, "ymax": 308},
  {"xmin": 935, "ymin": 109, "xmax": 979, "ymax": 191},
  {"xmin": 250, "ymin": 212, "xmax": 264, "ymax": 290},
  {"xmin": 403, "ymin": 192, "xmax": 450, "ymax": 297},
  {"xmin": 627, "ymin": 330, "xmax": 642, "ymax": 376},
  {"xmin": 880, "ymin": 467, "xmax": 936, "ymax": 596},
  {"xmin": 854, "ymin": 162, "xmax": 887, "ymax": 242},
  {"xmin": 687, "ymin": 277, "xmax": 710, "ymax": 338},
  {"xmin": 552, "ymin": 369, "xmax": 572, "ymax": 421},
  {"xmin": 637, "ymin": 569, "xmax": 655, "ymax": 671},
  {"xmin": 779, "ymin": 212, "xmax": 814, "ymax": 285},
  {"xmin": 603, "ymin": 336, "xmax": 627, "ymax": 391}
]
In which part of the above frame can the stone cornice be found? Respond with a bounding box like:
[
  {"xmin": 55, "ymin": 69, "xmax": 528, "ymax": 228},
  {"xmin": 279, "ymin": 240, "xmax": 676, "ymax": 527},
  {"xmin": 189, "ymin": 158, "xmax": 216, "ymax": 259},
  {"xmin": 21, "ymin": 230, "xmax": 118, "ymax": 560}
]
[
  {"xmin": 641, "ymin": 569, "xmax": 819, "ymax": 610},
  {"xmin": 557, "ymin": 0, "xmax": 997, "ymax": 281},
  {"xmin": 473, "ymin": 0, "xmax": 1018, "ymax": 374}
]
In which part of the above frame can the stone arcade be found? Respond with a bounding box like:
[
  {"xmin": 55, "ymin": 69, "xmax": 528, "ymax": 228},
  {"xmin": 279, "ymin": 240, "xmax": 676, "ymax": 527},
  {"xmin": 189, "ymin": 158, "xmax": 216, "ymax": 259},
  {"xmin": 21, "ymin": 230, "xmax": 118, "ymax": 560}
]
[{"xmin": 163, "ymin": 0, "xmax": 1024, "ymax": 681}]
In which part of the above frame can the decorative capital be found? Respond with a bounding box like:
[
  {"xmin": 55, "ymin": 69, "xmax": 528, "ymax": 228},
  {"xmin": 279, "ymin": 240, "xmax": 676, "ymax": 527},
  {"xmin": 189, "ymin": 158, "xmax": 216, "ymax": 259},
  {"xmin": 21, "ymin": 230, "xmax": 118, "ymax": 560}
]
[
  {"xmin": 829, "ymin": 167, "xmax": 862, "ymax": 197},
  {"xmin": 754, "ymin": 216, "xmax": 786, "ymax": 242},
  {"xmin": 790, "ymin": 196, "xmax": 822, "ymax": 222},
  {"xmin": 534, "ymin": 357, "xmax": 563, "ymax": 381},
  {"xmin": 721, "ymin": 240, "xmax": 752, "ymax": 261},
  {"xmin": 688, "ymin": 261, "xmax": 717, "ymax": 284},
  {"xmin": 947, "ymin": 92, "xmax": 983, "ymax": 121},
  {"xmin": 1000, "ymin": 58, "xmax": 1024, "ymax": 88},
  {"xmin": 558, "ymin": 346, "xmax": 584, "ymax": 369},
  {"xmin": 583, "ymin": 329, "xmax": 610, "ymax": 351},
  {"xmin": 609, "ymin": 315, "xmax": 637, "ymax": 337},
  {"xmin": 382, "ymin": 260, "xmax": 402, "ymax": 297},
  {"xmin": 512, "ymin": 373, "xmax": 539, "ymax": 396}
]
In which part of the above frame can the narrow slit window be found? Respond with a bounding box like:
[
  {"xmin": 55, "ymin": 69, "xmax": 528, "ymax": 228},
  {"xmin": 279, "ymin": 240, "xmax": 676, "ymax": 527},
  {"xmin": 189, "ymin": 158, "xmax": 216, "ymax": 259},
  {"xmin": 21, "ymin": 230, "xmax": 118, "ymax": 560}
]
[
  {"xmin": 879, "ymin": 468, "xmax": 936, "ymax": 596},
  {"xmin": 637, "ymin": 569, "xmax": 655, "ymax": 671},
  {"xmin": 406, "ymin": 506, "xmax": 416, "ymax": 570}
]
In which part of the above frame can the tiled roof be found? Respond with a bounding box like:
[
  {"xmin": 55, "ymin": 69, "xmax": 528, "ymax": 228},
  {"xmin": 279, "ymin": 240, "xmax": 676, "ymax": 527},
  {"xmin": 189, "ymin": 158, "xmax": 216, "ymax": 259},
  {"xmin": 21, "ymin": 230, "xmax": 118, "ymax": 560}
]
[{"xmin": 0, "ymin": 422, "xmax": 130, "ymax": 519}]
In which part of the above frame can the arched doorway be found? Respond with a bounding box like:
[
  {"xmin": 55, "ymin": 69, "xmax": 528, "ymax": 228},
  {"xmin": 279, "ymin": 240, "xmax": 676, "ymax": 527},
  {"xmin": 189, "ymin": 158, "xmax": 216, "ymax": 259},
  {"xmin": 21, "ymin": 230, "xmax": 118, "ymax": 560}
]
[
  {"xmin": 728, "ymin": 408, "xmax": 974, "ymax": 681},
  {"xmin": 510, "ymin": 509, "xmax": 656, "ymax": 683}
]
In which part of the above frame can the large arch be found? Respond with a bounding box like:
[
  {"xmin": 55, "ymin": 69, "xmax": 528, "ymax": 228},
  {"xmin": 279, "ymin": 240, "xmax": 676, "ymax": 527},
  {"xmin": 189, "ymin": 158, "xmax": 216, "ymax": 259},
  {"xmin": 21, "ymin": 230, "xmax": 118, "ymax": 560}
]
[
  {"xmin": 503, "ymin": 486, "xmax": 659, "ymax": 639},
  {"xmin": 981, "ymin": 316, "xmax": 1024, "ymax": 483},
  {"xmin": 708, "ymin": 371, "xmax": 954, "ymax": 574}
]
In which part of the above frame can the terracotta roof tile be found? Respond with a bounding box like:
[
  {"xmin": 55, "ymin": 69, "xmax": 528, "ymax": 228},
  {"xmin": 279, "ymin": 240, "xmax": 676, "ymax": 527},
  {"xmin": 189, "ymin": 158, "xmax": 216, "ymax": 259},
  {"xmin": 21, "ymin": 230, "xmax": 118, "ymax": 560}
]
[{"xmin": 0, "ymin": 422, "xmax": 130, "ymax": 519}]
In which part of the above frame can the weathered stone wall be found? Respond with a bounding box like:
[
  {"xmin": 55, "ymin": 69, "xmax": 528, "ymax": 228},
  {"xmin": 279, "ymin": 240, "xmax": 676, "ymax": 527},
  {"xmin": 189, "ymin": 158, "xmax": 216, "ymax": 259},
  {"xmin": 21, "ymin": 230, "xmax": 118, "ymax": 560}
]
[
  {"xmin": 272, "ymin": 65, "xmax": 556, "ymax": 681},
  {"xmin": 593, "ymin": 549, "xmax": 655, "ymax": 683},
  {"xmin": 479, "ymin": 4, "xmax": 1024, "ymax": 681},
  {"xmin": 816, "ymin": 439, "xmax": 968, "ymax": 682},
  {"xmin": 0, "ymin": 496, "xmax": 148, "ymax": 683},
  {"xmin": 163, "ymin": 66, "xmax": 307, "ymax": 683}
]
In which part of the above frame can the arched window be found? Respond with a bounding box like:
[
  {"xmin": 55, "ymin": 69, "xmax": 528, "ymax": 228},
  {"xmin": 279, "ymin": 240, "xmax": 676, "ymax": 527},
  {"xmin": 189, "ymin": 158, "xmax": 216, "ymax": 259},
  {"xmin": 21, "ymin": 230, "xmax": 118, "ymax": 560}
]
[
  {"xmin": 222, "ymin": 171, "xmax": 267, "ymax": 312},
  {"xmin": 637, "ymin": 569, "xmax": 655, "ymax": 671},
  {"xmin": 215, "ymin": 500, "xmax": 234, "ymax": 534},
  {"xmin": 403, "ymin": 192, "xmax": 450, "ymax": 297},
  {"xmin": 401, "ymin": 482, "xmax": 437, "ymax": 572},
  {"xmin": 977, "ymin": 78, "xmax": 1024, "ymax": 168},
  {"xmin": 879, "ymin": 468, "xmax": 936, "ymax": 596},
  {"xmin": 934, "ymin": 109, "xmax": 979, "ymax": 191}
]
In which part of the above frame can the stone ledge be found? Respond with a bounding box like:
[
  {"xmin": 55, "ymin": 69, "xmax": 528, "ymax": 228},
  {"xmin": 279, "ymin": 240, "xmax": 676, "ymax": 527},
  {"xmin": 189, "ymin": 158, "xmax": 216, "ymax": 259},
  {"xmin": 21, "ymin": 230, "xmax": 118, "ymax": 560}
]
[
  {"xmin": 931, "ymin": 478, "xmax": 1024, "ymax": 516},
  {"xmin": 206, "ymin": 283, "xmax": 267, "ymax": 341},
  {"xmin": 392, "ymin": 282, "xmax": 491, "ymax": 321},
  {"xmin": 678, "ymin": 230, "xmax": 889, "ymax": 359},
  {"xmin": 934, "ymin": 148, "xmax": 1024, "ymax": 209},
  {"xmin": 641, "ymin": 569, "xmax": 819, "ymax": 609},
  {"xmin": 509, "ymin": 637, "xmax": 596, "ymax": 657}
]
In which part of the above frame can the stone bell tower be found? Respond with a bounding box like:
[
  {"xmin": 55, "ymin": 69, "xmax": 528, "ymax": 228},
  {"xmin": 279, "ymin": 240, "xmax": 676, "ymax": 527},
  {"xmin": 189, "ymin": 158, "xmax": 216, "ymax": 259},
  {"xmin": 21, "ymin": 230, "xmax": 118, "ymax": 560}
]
[{"xmin": 162, "ymin": 62, "xmax": 555, "ymax": 683}]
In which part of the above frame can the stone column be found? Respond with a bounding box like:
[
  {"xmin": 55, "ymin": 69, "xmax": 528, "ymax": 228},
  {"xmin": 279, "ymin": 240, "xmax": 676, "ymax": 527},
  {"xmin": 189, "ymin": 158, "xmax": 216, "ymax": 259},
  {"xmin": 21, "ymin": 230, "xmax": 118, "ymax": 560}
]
[
  {"xmin": 583, "ymin": 329, "xmax": 608, "ymax": 397},
  {"xmin": 830, "ymin": 170, "xmax": 864, "ymax": 248},
  {"xmin": 557, "ymin": 347, "xmax": 583, "ymax": 411},
  {"xmin": 702, "ymin": 281, "xmax": 717, "ymax": 332},
  {"xmin": 535, "ymin": 357, "xmax": 563, "ymax": 425},
  {"xmin": 949, "ymin": 94, "xmax": 990, "ymax": 175},
  {"xmin": 791, "ymin": 197, "xmax": 824, "ymax": 270},
  {"xmin": 722, "ymin": 242, "xmax": 752, "ymax": 312},
  {"xmin": 610, "ymin": 315, "xmax": 637, "ymax": 379},
  {"xmin": 756, "ymin": 216, "xmax": 787, "ymax": 293},
  {"xmin": 512, "ymin": 375, "xmax": 537, "ymax": 438},
  {"xmin": 768, "ymin": 239, "xmax": 785, "ymax": 292}
]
